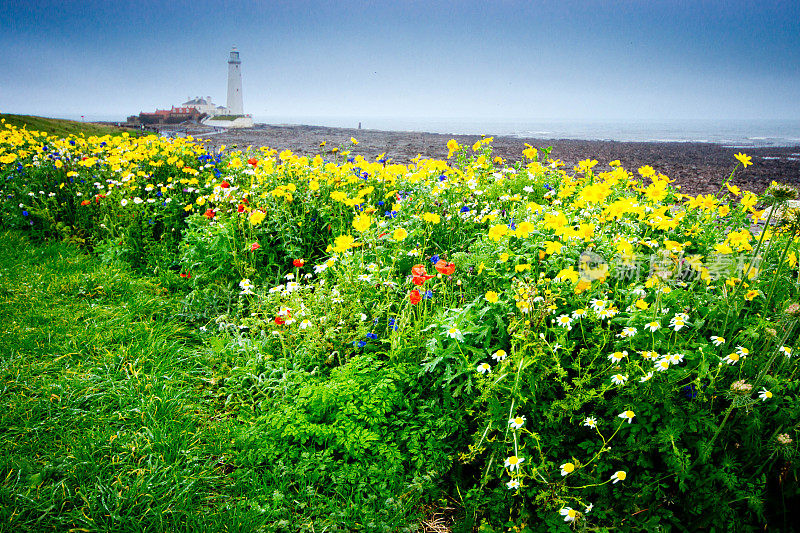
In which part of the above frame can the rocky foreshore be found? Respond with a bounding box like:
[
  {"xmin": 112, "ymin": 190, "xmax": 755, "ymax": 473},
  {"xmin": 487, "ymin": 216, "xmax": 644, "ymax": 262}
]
[{"xmin": 165, "ymin": 123, "xmax": 800, "ymax": 196}]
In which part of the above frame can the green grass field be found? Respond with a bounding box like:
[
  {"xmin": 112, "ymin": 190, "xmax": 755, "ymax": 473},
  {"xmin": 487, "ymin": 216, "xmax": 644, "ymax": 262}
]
[
  {"xmin": 0, "ymin": 114, "xmax": 139, "ymax": 138},
  {"xmin": 0, "ymin": 231, "xmax": 250, "ymax": 531}
]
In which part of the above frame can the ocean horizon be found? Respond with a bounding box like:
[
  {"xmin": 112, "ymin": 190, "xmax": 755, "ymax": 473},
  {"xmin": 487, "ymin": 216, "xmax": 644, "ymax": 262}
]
[{"xmin": 50, "ymin": 114, "xmax": 800, "ymax": 148}]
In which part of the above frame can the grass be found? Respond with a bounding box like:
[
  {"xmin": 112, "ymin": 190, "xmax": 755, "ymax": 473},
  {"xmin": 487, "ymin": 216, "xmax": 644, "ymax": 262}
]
[
  {"xmin": 0, "ymin": 231, "xmax": 440, "ymax": 532},
  {"xmin": 0, "ymin": 231, "xmax": 252, "ymax": 531},
  {"xmin": 0, "ymin": 114, "xmax": 140, "ymax": 138}
]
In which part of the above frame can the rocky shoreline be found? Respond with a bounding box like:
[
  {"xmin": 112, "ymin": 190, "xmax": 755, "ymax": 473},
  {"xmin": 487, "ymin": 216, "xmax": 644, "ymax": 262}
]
[{"xmin": 173, "ymin": 123, "xmax": 800, "ymax": 196}]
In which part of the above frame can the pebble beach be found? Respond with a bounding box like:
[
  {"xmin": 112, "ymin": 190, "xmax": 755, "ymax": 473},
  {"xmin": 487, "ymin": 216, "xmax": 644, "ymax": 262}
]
[{"xmin": 183, "ymin": 123, "xmax": 800, "ymax": 197}]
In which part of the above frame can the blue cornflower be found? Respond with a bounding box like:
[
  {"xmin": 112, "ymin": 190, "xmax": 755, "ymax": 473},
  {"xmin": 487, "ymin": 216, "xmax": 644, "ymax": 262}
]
[
  {"xmin": 156, "ymin": 191, "xmax": 162, "ymax": 197},
  {"xmin": 347, "ymin": 157, "xmax": 355, "ymax": 163},
  {"xmin": 377, "ymin": 201, "xmax": 384, "ymax": 206},
  {"xmin": 460, "ymin": 206, "xmax": 470, "ymax": 213},
  {"xmin": 22, "ymin": 210, "xmax": 29, "ymax": 216},
  {"xmin": 355, "ymin": 340, "xmax": 367, "ymax": 348},
  {"xmin": 544, "ymin": 184, "xmax": 553, "ymax": 191},
  {"xmin": 438, "ymin": 174, "xmax": 447, "ymax": 182},
  {"xmin": 681, "ymin": 384, "xmax": 698, "ymax": 399},
  {"xmin": 384, "ymin": 210, "xmax": 397, "ymax": 218},
  {"xmin": 423, "ymin": 290, "xmax": 433, "ymax": 299},
  {"xmin": 366, "ymin": 332, "xmax": 378, "ymax": 340},
  {"xmin": 430, "ymin": 254, "xmax": 440, "ymax": 264}
]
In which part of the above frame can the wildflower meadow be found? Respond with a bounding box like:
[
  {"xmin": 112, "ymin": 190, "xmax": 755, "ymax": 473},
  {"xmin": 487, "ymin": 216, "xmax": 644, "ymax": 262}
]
[{"xmin": 1, "ymin": 118, "xmax": 799, "ymax": 531}]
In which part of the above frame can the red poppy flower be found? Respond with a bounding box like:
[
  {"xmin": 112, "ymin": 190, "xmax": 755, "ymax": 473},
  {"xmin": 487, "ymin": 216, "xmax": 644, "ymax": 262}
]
[
  {"xmin": 203, "ymin": 208, "xmax": 215, "ymax": 219},
  {"xmin": 180, "ymin": 271, "xmax": 192, "ymax": 279},
  {"xmin": 220, "ymin": 180, "xmax": 231, "ymax": 188},
  {"xmin": 250, "ymin": 242, "xmax": 261, "ymax": 251},
  {"xmin": 237, "ymin": 204, "xmax": 245, "ymax": 213},
  {"xmin": 435, "ymin": 260, "xmax": 455, "ymax": 276},
  {"xmin": 411, "ymin": 264, "xmax": 434, "ymax": 285},
  {"xmin": 293, "ymin": 259, "xmax": 305, "ymax": 267},
  {"xmin": 274, "ymin": 316, "xmax": 285, "ymax": 325},
  {"xmin": 409, "ymin": 290, "xmax": 422, "ymax": 305},
  {"xmin": 80, "ymin": 199, "xmax": 91, "ymax": 206},
  {"xmin": 247, "ymin": 158, "xmax": 258, "ymax": 167}
]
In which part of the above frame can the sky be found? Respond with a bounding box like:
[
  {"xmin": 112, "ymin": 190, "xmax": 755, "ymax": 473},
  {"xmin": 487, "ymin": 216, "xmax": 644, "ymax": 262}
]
[{"xmin": 1, "ymin": 0, "xmax": 799, "ymax": 124}]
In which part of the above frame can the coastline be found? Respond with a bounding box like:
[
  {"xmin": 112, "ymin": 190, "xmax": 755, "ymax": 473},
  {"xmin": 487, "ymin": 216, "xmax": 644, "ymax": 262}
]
[{"xmin": 175, "ymin": 123, "xmax": 800, "ymax": 196}]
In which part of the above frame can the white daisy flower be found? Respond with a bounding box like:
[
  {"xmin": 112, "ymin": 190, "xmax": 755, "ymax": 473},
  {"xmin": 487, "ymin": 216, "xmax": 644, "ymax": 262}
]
[
  {"xmin": 583, "ymin": 417, "xmax": 597, "ymax": 428},
  {"xmin": 506, "ymin": 478, "xmax": 520, "ymax": 490},
  {"xmin": 655, "ymin": 359, "xmax": 671, "ymax": 372},
  {"xmin": 645, "ymin": 321, "xmax": 661, "ymax": 332},
  {"xmin": 669, "ymin": 316, "xmax": 687, "ymax": 331},
  {"xmin": 639, "ymin": 371, "xmax": 654, "ymax": 382},
  {"xmin": 611, "ymin": 374, "xmax": 628, "ymax": 386},
  {"xmin": 555, "ymin": 314, "xmax": 573, "ymax": 330},
  {"xmin": 618, "ymin": 410, "xmax": 635, "ymax": 424},
  {"xmin": 610, "ymin": 470, "xmax": 627, "ymax": 484},
  {"xmin": 736, "ymin": 346, "xmax": 750, "ymax": 357},
  {"xmin": 508, "ymin": 415, "xmax": 526, "ymax": 429},
  {"xmin": 722, "ymin": 352, "xmax": 741, "ymax": 365},
  {"xmin": 780, "ymin": 346, "xmax": 792, "ymax": 357},
  {"xmin": 476, "ymin": 362, "xmax": 491, "ymax": 374},
  {"xmin": 504, "ymin": 455, "xmax": 525, "ymax": 471},
  {"xmin": 590, "ymin": 299, "xmax": 607, "ymax": 312},
  {"xmin": 572, "ymin": 308, "xmax": 588, "ymax": 320},
  {"xmin": 608, "ymin": 350, "xmax": 628, "ymax": 363},
  {"xmin": 710, "ymin": 335, "xmax": 725, "ymax": 346},
  {"xmin": 759, "ymin": 388, "xmax": 772, "ymax": 401},
  {"xmin": 560, "ymin": 462, "xmax": 576, "ymax": 476},
  {"xmin": 239, "ymin": 278, "xmax": 254, "ymax": 295},
  {"xmin": 617, "ymin": 327, "xmax": 637, "ymax": 338},
  {"xmin": 559, "ymin": 507, "xmax": 578, "ymax": 522},
  {"xmin": 492, "ymin": 349, "xmax": 508, "ymax": 362},
  {"xmin": 668, "ymin": 353, "xmax": 685, "ymax": 365}
]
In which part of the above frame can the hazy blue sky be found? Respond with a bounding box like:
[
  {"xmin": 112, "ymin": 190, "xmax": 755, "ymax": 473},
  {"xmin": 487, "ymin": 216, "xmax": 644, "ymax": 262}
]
[{"xmin": 1, "ymin": 0, "xmax": 799, "ymax": 122}]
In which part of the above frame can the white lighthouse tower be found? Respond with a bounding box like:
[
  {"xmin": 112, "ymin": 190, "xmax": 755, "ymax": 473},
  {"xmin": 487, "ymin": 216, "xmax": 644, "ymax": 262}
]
[{"xmin": 226, "ymin": 47, "xmax": 244, "ymax": 115}]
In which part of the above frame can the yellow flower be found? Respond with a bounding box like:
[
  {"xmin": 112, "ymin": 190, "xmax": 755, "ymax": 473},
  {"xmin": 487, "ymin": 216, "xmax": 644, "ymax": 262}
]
[
  {"xmin": 446, "ymin": 139, "xmax": 460, "ymax": 158},
  {"xmin": 515, "ymin": 220, "xmax": 534, "ymax": 238},
  {"xmin": 555, "ymin": 267, "xmax": 579, "ymax": 284},
  {"xmin": 522, "ymin": 144, "xmax": 538, "ymax": 160},
  {"xmin": 734, "ymin": 152, "xmax": 752, "ymax": 168},
  {"xmin": 744, "ymin": 290, "xmax": 759, "ymax": 301},
  {"xmin": 488, "ymin": 224, "xmax": 509, "ymax": 242},
  {"xmin": 740, "ymin": 192, "xmax": 757, "ymax": 210},
  {"xmin": 352, "ymin": 213, "xmax": 372, "ymax": 233},
  {"xmin": 350, "ymin": 137, "xmax": 359, "ymax": 145},
  {"xmin": 514, "ymin": 263, "xmax": 531, "ymax": 273},
  {"xmin": 544, "ymin": 241, "xmax": 563, "ymax": 255},
  {"xmin": 580, "ymin": 182, "xmax": 611, "ymax": 204},
  {"xmin": 332, "ymin": 234, "xmax": 356, "ymax": 253},
  {"xmin": 499, "ymin": 253, "xmax": 510, "ymax": 263},
  {"xmin": 249, "ymin": 210, "xmax": 266, "ymax": 225},
  {"xmin": 575, "ymin": 159, "xmax": 598, "ymax": 173},
  {"xmin": 485, "ymin": 291, "xmax": 499, "ymax": 303},
  {"xmin": 726, "ymin": 182, "xmax": 741, "ymax": 196},
  {"xmin": 422, "ymin": 212, "xmax": 441, "ymax": 224},
  {"xmin": 392, "ymin": 227, "xmax": 408, "ymax": 241},
  {"xmin": 635, "ymin": 299, "xmax": 649, "ymax": 310},
  {"xmin": 638, "ymin": 165, "xmax": 656, "ymax": 178}
]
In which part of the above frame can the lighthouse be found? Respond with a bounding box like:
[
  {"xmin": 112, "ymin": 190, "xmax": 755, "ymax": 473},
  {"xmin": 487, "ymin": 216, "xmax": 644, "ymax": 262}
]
[{"xmin": 226, "ymin": 47, "xmax": 244, "ymax": 115}]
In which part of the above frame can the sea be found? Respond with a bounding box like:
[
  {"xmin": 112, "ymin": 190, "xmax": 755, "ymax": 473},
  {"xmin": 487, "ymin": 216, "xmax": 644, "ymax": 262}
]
[{"xmin": 59, "ymin": 114, "xmax": 800, "ymax": 148}]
